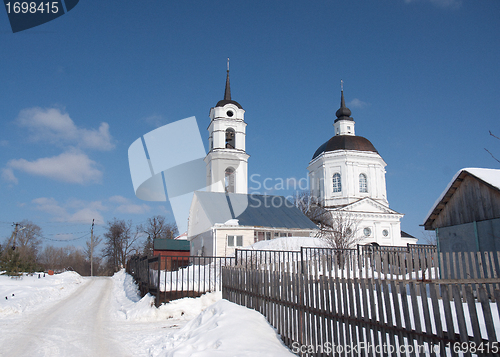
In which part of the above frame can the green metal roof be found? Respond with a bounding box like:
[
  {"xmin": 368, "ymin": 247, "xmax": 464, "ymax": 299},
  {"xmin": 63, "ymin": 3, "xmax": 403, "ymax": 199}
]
[{"xmin": 153, "ymin": 239, "xmax": 190, "ymax": 251}]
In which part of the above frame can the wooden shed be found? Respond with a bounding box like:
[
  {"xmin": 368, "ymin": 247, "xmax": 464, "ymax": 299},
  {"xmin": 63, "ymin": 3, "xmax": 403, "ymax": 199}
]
[
  {"xmin": 153, "ymin": 239, "xmax": 190, "ymax": 270},
  {"xmin": 423, "ymin": 168, "xmax": 500, "ymax": 252}
]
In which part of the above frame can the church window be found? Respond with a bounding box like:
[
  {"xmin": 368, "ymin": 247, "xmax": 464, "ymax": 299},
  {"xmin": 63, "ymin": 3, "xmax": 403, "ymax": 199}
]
[
  {"xmin": 359, "ymin": 174, "xmax": 368, "ymax": 193},
  {"xmin": 226, "ymin": 110, "xmax": 234, "ymax": 117},
  {"xmin": 333, "ymin": 173, "xmax": 342, "ymax": 193},
  {"xmin": 363, "ymin": 227, "xmax": 372, "ymax": 237},
  {"xmin": 225, "ymin": 128, "xmax": 235, "ymax": 149},
  {"xmin": 382, "ymin": 229, "xmax": 389, "ymax": 237},
  {"xmin": 225, "ymin": 167, "xmax": 235, "ymax": 193}
]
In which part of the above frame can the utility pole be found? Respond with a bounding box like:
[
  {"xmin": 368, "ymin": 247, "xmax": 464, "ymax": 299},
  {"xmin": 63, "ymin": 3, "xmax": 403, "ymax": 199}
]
[
  {"xmin": 90, "ymin": 219, "xmax": 94, "ymax": 277},
  {"xmin": 6, "ymin": 223, "xmax": 25, "ymax": 251}
]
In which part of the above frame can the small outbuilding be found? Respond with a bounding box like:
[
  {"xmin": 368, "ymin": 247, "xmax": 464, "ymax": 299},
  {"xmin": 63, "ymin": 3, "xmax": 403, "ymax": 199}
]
[
  {"xmin": 153, "ymin": 238, "xmax": 190, "ymax": 270},
  {"xmin": 423, "ymin": 168, "xmax": 500, "ymax": 252}
]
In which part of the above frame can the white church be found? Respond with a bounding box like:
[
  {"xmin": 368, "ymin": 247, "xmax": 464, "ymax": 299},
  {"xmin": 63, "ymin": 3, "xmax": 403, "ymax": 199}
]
[
  {"xmin": 187, "ymin": 68, "xmax": 318, "ymax": 257},
  {"xmin": 307, "ymin": 87, "xmax": 417, "ymax": 246},
  {"xmin": 187, "ymin": 68, "xmax": 416, "ymax": 256}
]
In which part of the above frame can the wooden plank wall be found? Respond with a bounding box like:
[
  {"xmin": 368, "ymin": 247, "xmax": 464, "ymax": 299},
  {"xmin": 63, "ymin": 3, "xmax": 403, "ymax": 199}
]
[{"xmin": 433, "ymin": 174, "xmax": 500, "ymax": 228}]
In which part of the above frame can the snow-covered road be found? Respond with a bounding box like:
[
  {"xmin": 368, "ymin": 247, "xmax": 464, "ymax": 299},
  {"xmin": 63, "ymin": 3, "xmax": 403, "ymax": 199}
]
[
  {"xmin": 0, "ymin": 278, "xmax": 129, "ymax": 357},
  {"xmin": 0, "ymin": 271, "xmax": 294, "ymax": 357}
]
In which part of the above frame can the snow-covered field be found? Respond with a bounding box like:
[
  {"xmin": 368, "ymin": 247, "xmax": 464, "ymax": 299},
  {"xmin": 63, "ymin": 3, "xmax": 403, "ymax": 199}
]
[{"xmin": 0, "ymin": 270, "xmax": 294, "ymax": 357}]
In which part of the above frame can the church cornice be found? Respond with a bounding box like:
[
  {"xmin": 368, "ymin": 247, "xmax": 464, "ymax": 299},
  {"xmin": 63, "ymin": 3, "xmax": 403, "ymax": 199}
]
[
  {"xmin": 335, "ymin": 197, "xmax": 402, "ymax": 215},
  {"xmin": 205, "ymin": 150, "xmax": 250, "ymax": 160},
  {"xmin": 308, "ymin": 149, "xmax": 386, "ymax": 168}
]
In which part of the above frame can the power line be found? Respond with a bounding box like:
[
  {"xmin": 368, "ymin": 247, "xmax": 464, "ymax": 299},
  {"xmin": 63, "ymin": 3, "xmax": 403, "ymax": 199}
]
[{"xmin": 41, "ymin": 232, "xmax": 91, "ymax": 242}]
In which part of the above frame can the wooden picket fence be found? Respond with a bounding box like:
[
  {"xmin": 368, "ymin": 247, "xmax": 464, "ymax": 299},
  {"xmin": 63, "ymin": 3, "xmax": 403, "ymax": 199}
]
[{"xmin": 223, "ymin": 250, "xmax": 500, "ymax": 356}]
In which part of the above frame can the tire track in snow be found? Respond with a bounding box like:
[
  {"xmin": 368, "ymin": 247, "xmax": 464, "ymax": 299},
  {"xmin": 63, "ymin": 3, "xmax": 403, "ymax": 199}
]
[{"xmin": 0, "ymin": 277, "xmax": 130, "ymax": 357}]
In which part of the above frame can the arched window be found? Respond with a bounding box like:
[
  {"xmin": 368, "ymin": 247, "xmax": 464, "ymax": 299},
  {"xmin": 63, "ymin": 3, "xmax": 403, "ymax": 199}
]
[
  {"xmin": 225, "ymin": 167, "xmax": 235, "ymax": 193},
  {"xmin": 225, "ymin": 128, "xmax": 235, "ymax": 149},
  {"xmin": 333, "ymin": 173, "xmax": 342, "ymax": 193},
  {"xmin": 359, "ymin": 174, "xmax": 368, "ymax": 193}
]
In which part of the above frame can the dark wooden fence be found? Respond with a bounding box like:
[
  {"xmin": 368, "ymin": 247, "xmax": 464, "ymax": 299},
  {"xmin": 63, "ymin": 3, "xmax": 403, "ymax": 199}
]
[
  {"xmin": 127, "ymin": 255, "xmax": 235, "ymax": 306},
  {"xmin": 222, "ymin": 266, "xmax": 500, "ymax": 357},
  {"xmin": 224, "ymin": 247, "xmax": 500, "ymax": 356}
]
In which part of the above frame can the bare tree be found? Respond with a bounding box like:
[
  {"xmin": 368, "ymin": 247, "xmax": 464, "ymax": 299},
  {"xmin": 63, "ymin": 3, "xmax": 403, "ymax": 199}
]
[
  {"xmin": 485, "ymin": 130, "xmax": 500, "ymax": 164},
  {"xmin": 103, "ymin": 219, "xmax": 142, "ymax": 274},
  {"xmin": 317, "ymin": 210, "xmax": 362, "ymax": 249},
  {"xmin": 293, "ymin": 191, "xmax": 362, "ymax": 249},
  {"xmin": 293, "ymin": 191, "xmax": 327, "ymax": 224},
  {"xmin": 420, "ymin": 229, "xmax": 437, "ymax": 245},
  {"xmin": 142, "ymin": 215, "xmax": 178, "ymax": 257},
  {"xmin": 38, "ymin": 245, "xmax": 89, "ymax": 274},
  {"xmin": 1, "ymin": 220, "xmax": 43, "ymax": 274}
]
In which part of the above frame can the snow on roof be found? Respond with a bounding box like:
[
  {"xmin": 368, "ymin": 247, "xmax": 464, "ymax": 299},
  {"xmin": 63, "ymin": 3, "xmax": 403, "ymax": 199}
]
[
  {"xmin": 466, "ymin": 168, "xmax": 500, "ymax": 190},
  {"xmin": 246, "ymin": 236, "xmax": 327, "ymax": 251},
  {"xmin": 423, "ymin": 167, "xmax": 500, "ymax": 226}
]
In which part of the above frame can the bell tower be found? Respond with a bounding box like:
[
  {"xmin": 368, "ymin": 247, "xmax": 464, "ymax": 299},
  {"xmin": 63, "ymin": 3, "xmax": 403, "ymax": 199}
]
[{"xmin": 204, "ymin": 61, "xmax": 249, "ymax": 194}]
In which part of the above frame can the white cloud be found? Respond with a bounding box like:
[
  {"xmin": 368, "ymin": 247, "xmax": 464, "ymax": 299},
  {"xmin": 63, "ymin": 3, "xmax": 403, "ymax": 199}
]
[
  {"xmin": 32, "ymin": 197, "xmax": 69, "ymax": 217},
  {"xmin": 6, "ymin": 150, "xmax": 102, "ymax": 184},
  {"xmin": 30, "ymin": 195, "xmax": 150, "ymax": 228},
  {"xmin": 348, "ymin": 98, "xmax": 369, "ymax": 108},
  {"xmin": 109, "ymin": 195, "xmax": 151, "ymax": 214},
  {"xmin": 31, "ymin": 197, "xmax": 105, "ymax": 225},
  {"xmin": 68, "ymin": 208, "xmax": 105, "ymax": 225},
  {"xmin": 142, "ymin": 114, "xmax": 164, "ymax": 128},
  {"xmin": 16, "ymin": 107, "xmax": 115, "ymax": 151},
  {"xmin": 109, "ymin": 195, "xmax": 129, "ymax": 204},
  {"xmin": 1, "ymin": 167, "xmax": 18, "ymax": 184},
  {"xmin": 116, "ymin": 203, "xmax": 151, "ymax": 214}
]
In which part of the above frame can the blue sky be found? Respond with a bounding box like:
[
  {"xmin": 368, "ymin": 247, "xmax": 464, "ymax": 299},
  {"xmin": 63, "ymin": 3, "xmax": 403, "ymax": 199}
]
[{"xmin": 1, "ymin": 0, "xmax": 499, "ymax": 248}]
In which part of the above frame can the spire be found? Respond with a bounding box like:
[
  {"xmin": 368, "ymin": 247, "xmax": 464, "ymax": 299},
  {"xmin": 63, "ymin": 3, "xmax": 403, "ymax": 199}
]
[
  {"xmin": 224, "ymin": 57, "xmax": 231, "ymax": 101},
  {"xmin": 215, "ymin": 58, "xmax": 243, "ymax": 109},
  {"xmin": 335, "ymin": 80, "xmax": 353, "ymax": 121}
]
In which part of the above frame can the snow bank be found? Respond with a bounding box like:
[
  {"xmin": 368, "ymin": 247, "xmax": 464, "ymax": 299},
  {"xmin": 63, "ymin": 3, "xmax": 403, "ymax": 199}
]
[
  {"xmin": 154, "ymin": 299, "xmax": 294, "ymax": 357},
  {"xmin": 0, "ymin": 271, "xmax": 84, "ymax": 315},
  {"xmin": 111, "ymin": 269, "xmax": 221, "ymax": 322},
  {"xmin": 111, "ymin": 270, "xmax": 294, "ymax": 356}
]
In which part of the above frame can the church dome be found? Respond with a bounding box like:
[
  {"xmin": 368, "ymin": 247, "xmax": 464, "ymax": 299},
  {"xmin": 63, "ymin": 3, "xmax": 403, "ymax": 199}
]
[
  {"xmin": 216, "ymin": 99, "xmax": 242, "ymax": 109},
  {"xmin": 312, "ymin": 135, "xmax": 378, "ymax": 160}
]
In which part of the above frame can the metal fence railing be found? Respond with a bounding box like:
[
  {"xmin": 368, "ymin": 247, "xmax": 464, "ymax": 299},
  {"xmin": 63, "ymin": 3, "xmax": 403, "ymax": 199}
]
[{"xmin": 127, "ymin": 255, "xmax": 236, "ymax": 306}]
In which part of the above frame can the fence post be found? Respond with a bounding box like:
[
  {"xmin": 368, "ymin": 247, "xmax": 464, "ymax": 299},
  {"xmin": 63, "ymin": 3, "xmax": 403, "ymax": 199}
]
[
  {"xmin": 156, "ymin": 257, "xmax": 161, "ymax": 307},
  {"xmin": 300, "ymin": 247, "xmax": 305, "ymax": 275},
  {"xmin": 235, "ymin": 248, "xmax": 238, "ymax": 266}
]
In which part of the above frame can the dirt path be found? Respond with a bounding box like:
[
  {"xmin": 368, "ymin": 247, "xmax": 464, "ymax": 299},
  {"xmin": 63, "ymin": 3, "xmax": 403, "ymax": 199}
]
[{"xmin": 0, "ymin": 278, "xmax": 130, "ymax": 357}]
